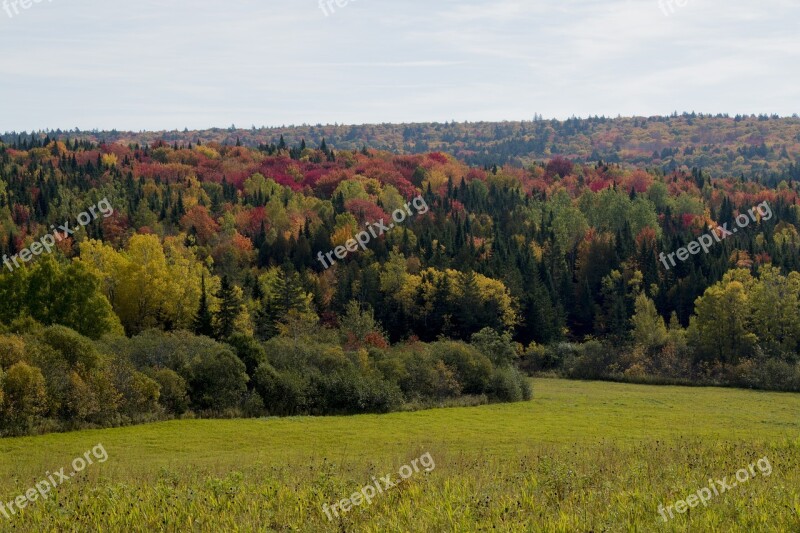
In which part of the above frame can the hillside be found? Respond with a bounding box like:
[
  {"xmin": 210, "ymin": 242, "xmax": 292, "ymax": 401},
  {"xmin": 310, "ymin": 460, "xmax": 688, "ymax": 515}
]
[
  {"xmin": 4, "ymin": 114, "xmax": 800, "ymax": 177},
  {"xmin": 0, "ymin": 132, "xmax": 799, "ymax": 440}
]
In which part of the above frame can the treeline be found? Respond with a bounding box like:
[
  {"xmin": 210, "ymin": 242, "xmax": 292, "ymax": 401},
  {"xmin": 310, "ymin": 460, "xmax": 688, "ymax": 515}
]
[
  {"xmin": 0, "ymin": 137, "xmax": 799, "ymax": 426},
  {"xmin": 524, "ymin": 265, "xmax": 800, "ymax": 391},
  {"xmin": 0, "ymin": 310, "xmax": 530, "ymax": 436},
  {"xmin": 5, "ymin": 113, "xmax": 800, "ymax": 176}
]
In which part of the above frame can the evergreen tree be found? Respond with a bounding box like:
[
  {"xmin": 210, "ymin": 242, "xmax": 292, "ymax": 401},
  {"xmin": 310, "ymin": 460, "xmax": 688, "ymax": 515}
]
[
  {"xmin": 214, "ymin": 276, "xmax": 241, "ymax": 340},
  {"xmin": 193, "ymin": 274, "xmax": 215, "ymax": 338}
]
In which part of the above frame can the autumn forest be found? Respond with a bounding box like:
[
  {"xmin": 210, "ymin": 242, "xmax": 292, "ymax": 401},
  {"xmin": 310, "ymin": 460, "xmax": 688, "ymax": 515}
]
[{"xmin": 1, "ymin": 114, "xmax": 800, "ymax": 435}]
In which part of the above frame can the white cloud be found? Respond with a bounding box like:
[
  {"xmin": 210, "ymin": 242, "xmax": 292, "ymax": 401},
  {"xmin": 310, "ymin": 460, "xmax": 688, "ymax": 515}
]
[{"xmin": 0, "ymin": 0, "xmax": 797, "ymax": 131}]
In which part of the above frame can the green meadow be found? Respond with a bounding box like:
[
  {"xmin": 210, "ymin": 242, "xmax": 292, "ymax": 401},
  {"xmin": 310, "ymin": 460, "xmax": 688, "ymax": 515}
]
[{"xmin": 0, "ymin": 379, "xmax": 798, "ymax": 532}]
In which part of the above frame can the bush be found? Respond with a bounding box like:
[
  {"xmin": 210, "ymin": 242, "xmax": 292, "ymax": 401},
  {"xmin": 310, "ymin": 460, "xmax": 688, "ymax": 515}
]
[
  {"xmin": 41, "ymin": 325, "xmax": 101, "ymax": 371},
  {"xmin": 0, "ymin": 335, "xmax": 26, "ymax": 369},
  {"xmin": 186, "ymin": 346, "xmax": 249, "ymax": 412},
  {"xmin": 489, "ymin": 367, "xmax": 532, "ymax": 402},
  {"xmin": 543, "ymin": 343, "xmax": 581, "ymax": 372},
  {"xmin": 520, "ymin": 343, "xmax": 550, "ymax": 374},
  {"xmin": 471, "ymin": 328, "xmax": 519, "ymax": 367},
  {"xmin": 124, "ymin": 371, "xmax": 161, "ymax": 416},
  {"xmin": 1, "ymin": 362, "xmax": 48, "ymax": 433},
  {"xmin": 225, "ymin": 333, "xmax": 267, "ymax": 379},
  {"xmin": 564, "ymin": 340, "xmax": 613, "ymax": 380},
  {"xmin": 726, "ymin": 357, "xmax": 800, "ymax": 391},
  {"xmin": 254, "ymin": 364, "xmax": 314, "ymax": 416},
  {"xmin": 313, "ymin": 368, "xmax": 403, "ymax": 414},
  {"xmin": 393, "ymin": 349, "xmax": 464, "ymax": 400},
  {"xmin": 430, "ymin": 341, "xmax": 493, "ymax": 394},
  {"xmin": 242, "ymin": 390, "xmax": 266, "ymax": 417},
  {"xmin": 146, "ymin": 368, "xmax": 189, "ymax": 414},
  {"xmin": 263, "ymin": 337, "xmax": 350, "ymax": 372}
]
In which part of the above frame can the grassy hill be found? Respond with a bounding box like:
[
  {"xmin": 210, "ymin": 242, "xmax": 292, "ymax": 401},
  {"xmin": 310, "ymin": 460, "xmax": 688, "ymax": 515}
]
[{"xmin": 1, "ymin": 379, "xmax": 798, "ymax": 531}]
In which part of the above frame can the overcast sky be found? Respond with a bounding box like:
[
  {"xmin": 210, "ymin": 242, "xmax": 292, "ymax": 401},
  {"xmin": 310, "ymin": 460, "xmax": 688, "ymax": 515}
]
[{"xmin": 0, "ymin": 0, "xmax": 798, "ymax": 132}]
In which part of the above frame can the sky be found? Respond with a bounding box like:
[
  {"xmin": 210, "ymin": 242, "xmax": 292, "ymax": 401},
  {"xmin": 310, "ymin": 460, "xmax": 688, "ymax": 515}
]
[{"xmin": 0, "ymin": 0, "xmax": 798, "ymax": 132}]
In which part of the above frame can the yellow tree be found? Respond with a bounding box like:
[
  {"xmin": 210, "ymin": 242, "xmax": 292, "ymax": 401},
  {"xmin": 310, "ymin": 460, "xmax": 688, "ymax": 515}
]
[{"xmin": 688, "ymin": 271, "xmax": 757, "ymax": 365}]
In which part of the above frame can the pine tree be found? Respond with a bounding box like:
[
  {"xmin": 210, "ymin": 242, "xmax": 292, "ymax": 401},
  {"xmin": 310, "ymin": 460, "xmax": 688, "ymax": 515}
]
[
  {"xmin": 454, "ymin": 270, "xmax": 483, "ymax": 339},
  {"xmin": 193, "ymin": 273, "xmax": 215, "ymax": 338},
  {"xmin": 214, "ymin": 275, "xmax": 241, "ymax": 340}
]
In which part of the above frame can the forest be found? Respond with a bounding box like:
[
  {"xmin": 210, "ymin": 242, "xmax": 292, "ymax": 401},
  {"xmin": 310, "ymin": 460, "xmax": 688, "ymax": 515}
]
[
  {"xmin": 0, "ymin": 129, "xmax": 799, "ymax": 435},
  {"xmin": 7, "ymin": 113, "xmax": 800, "ymax": 176}
]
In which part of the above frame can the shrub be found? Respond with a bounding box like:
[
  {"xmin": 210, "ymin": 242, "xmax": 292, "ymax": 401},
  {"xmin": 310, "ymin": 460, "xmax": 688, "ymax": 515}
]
[
  {"xmin": 146, "ymin": 368, "xmax": 189, "ymax": 414},
  {"xmin": 564, "ymin": 340, "xmax": 613, "ymax": 380},
  {"xmin": 263, "ymin": 337, "xmax": 350, "ymax": 372},
  {"xmin": 520, "ymin": 342, "xmax": 550, "ymax": 374},
  {"xmin": 253, "ymin": 365, "xmax": 314, "ymax": 416},
  {"xmin": 489, "ymin": 367, "xmax": 525, "ymax": 402},
  {"xmin": 395, "ymin": 349, "xmax": 463, "ymax": 400},
  {"xmin": 313, "ymin": 368, "xmax": 403, "ymax": 414},
  {"xmin": 186, "ymin": 346, "xmax": 249, "ymax": 412},
  {"xmin": 0, "ymin": 335, "xmax": 26, "ymax": 369},
  {"xmin": 225, "ymin": 333, "xmax": 267, "ymax": 379},
  {"xmin": 103, "ymin": 350, "xmax": 161, "ymax": 417},
  {"xmin": 125, "ymin": 372, "xmax": 161, "ymax": 415},
  {"xmin": 355, "ymin": 376, "xmax": 403, "ymax": 413},
  {"xmin": 373, "ymin": 350, "xmax": 409, "ymax": 385},
  {"xmin": 1, "ymin": 362, "xmax": 48, "ymax": 432},
  {"xmin": 123, "ymin": 329, "xmax": 217, "ymax": 372},
  {"xmin": 430, "ymin": 341, "xmax": 493, "ymax": 394},
  {"xmin": 41, "ymin": 325, "xmax": 101, "ymax": 371},
  {"xmin": 543, "ymin": 343, "xmax": 581, "ymax": 372},
  {"xmin": 242, "ymin": 390, "xmax": 266, "ymax": 417},
  {"xmin": 471, "ymin": 328, "xmax": 519, "ymax": 367}
]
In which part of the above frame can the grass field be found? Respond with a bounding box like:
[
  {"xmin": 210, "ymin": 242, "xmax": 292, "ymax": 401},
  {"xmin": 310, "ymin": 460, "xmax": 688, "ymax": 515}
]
[{"xmin": 0, "ymin": 378, "xmax": 798, "ymax": 532}]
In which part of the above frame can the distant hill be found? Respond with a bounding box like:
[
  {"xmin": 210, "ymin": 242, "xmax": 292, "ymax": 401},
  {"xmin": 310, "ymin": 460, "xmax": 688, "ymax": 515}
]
[{"xmin": 4, "ymin": 113, "xmax": 800, "ymax": 178}]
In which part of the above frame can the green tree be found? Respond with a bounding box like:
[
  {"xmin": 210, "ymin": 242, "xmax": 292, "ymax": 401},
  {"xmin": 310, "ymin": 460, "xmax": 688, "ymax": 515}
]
[
  {"xmin": 1, "ymin": 362, "xmax": 48, "ymax": 432},
  {"xmin": 688, "ymin": 272, "xmax": 757, "ymax": 365},
  {"xmin": 471, "ymin": 327, "xmax": 518, "ymax": 367},
  {"xmin": 631, "ymin": 293, "xmax": 668, "ymax": 350},
  {"xmin": 193, "ymin": 273, "xmax": 215, "ymax": 338},
  {"xmin": 749, "ymin": 266, "xmax": 800, "ymax": 359},
  {"xmin": 214, "ymin": 276, "xmax": 241, "ymax": 340}
]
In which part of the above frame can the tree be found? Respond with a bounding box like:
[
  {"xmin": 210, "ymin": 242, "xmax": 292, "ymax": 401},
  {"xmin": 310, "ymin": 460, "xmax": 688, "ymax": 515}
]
[
  {"xmin": 630, "ymin": 293, "xmax": 667, "ymax": 350},
  {"xmin": 471, "ymin": 327, "xmax": 518, "ymax": 368},
  {"xmin": 688, "ymin": 272, "xmax": 757, "ymax": 365},
  {"xmin": 1, "ymin": 362, "xmax": 48, "ymax": 432},
  {"xmin": 187, "ymin": 346, "xmax": 248, "ymax": 411},
  {"xmin": 256, "ymin": 263, "xmax": 309, "ymax": 340},
  {"xmin": 339, "ymin": 301, "xmax": 386, "ymax": 349},
  {"xmin": 193, "ymin": 273, "xmax": 215, "ymax": 337},
  {"xmin": 748, "ymin": 266, "xmax": 800, "ymax": 359},
  {"xmin": 146, "ymin": 368, "xmax": 189, "ymax": 414},
  {"xmin": 225, "ymin": 333, "xmax": 267, "ymax": 378},
  {"xmin": 214, "ymin": 276, "xmax": 241, "ymax": 340},
  {"xmin": 453, "ymin": 271, "xmax": 482, "ymax": 339},
  {"xmin": 0, "ymin": 256, "xmax": 122, "ymax": 340}
]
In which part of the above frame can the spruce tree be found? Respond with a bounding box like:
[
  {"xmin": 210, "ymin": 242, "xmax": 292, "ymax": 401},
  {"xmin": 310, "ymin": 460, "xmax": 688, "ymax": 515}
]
[
  {"xmin": 214, "ymin": 275, "xmax": 241, "ymax": 340},
  {"xmin": 193, "ymin": 274, "xmax": 215, "ymax": 338}
]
